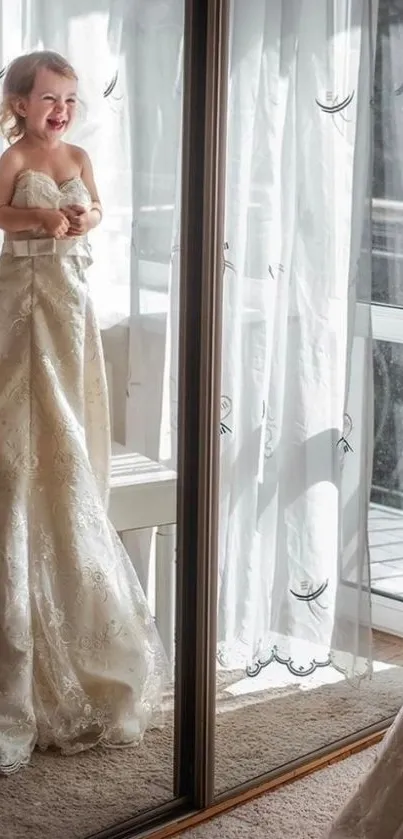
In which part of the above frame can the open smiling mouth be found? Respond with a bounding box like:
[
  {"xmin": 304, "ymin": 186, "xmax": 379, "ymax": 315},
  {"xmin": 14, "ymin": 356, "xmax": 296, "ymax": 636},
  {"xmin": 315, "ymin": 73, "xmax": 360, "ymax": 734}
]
[{"xmin": 47, "ymin": 118, "xmax": 66, "ymax": 131}]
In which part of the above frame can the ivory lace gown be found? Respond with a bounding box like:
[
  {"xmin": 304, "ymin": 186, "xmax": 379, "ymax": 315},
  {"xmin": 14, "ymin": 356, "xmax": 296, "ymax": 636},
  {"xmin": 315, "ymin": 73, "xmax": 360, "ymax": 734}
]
[
  {"xmin": 0, "ymin": 171, "xmax": 168, "ymax": 774},
  {"xmin": 326, "ymin": 705, "xmax": 403, "ymax": 838}
]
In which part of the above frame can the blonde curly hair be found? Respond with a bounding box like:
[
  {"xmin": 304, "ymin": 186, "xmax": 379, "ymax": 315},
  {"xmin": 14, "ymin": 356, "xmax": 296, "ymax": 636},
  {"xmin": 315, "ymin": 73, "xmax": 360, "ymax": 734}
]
[{"xmin": 0, "ymin": 51, "xmax": 77, "ymax": 143}]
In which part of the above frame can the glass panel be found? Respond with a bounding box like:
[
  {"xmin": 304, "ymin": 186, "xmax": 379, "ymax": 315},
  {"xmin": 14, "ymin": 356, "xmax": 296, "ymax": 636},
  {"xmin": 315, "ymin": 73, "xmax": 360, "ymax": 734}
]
[
  {"xmin": 370, "ymin": 2, "xmax": 403, "ymax": 607},
  {"xmin": 372, "ymin": 0, "xmax": 403, "ymax": 307},
  {"xmin": 0, "ymin": 1, "xmax": 183, "ymax": 836},
  {"xmin": 371, "ymin": 340, "xmax": 403, "ymax": 599},
  {"xmin": 214, "ymin": 0, "xmax": 403, "ymax": 797}
]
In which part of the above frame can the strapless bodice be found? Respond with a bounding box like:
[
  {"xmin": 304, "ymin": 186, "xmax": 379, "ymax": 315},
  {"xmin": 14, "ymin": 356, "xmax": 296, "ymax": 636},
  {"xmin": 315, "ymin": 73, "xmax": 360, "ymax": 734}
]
[
  {"xmin": 11, "ymin": 170, "xmax": 92, "ymax": 211},
  {"xmin": 6, "ymin": 170, "xmax": 92, "ymax": 244}
]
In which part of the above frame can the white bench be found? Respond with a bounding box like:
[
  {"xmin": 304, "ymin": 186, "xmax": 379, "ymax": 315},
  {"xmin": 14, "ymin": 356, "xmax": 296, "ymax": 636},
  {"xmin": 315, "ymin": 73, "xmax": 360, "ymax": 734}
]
[{"xmin": 108, "ymin": 453, "xmax": 177, "ymax": 666}]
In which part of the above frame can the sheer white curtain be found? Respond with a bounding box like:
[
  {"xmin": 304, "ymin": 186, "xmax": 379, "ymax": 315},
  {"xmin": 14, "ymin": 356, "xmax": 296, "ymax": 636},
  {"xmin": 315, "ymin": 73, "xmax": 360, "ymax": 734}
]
[{"xmin": 216, "ymin": 0, "xmax": 377, "ymax": 678}]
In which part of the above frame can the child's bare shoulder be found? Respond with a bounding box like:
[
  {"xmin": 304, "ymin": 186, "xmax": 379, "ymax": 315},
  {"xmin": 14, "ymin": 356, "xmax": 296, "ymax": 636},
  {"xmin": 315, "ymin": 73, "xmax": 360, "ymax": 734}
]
[
  {"xmin": 65, "ymin": 143, "xmax": 90, "ymax": 169},
  {"xmin": 0, "ymin": 142, "xmax": 25, "ymax": 177},
  {"xmin": 1, "ymin": 141, "xmax": 25, "ymax": 167}
]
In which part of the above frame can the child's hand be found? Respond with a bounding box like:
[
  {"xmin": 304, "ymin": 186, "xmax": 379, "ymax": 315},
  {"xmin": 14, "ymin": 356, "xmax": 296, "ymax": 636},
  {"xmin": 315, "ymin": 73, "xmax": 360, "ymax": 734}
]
[
  {"xmin": 64, "ymin": 204, "xmax": 91, "ymax": 237},
  {"xmin": 39, "ymin": 209, "xmax": 70, "ymax": 239}
]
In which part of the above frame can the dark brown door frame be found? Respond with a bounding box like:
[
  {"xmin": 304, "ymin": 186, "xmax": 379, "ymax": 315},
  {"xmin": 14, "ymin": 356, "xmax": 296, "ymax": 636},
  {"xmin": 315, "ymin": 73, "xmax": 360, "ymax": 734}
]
[
  {"xmin": 174, "ymin": 0, "xmax": 229, "ymax": 810},
  {"xmin": 86, "ymin": 1, "xmax": 229, "ymax": 837}
]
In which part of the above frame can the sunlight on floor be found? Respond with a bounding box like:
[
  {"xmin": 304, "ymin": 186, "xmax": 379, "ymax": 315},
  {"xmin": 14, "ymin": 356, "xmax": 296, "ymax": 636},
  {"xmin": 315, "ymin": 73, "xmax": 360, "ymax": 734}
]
[{"xmin": 225, "ymin": 656, "xmax": 399, "ymax": 699}]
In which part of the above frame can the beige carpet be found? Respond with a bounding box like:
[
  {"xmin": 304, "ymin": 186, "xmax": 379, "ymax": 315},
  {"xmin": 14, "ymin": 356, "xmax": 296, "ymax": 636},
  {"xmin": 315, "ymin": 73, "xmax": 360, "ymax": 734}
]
[
  {"xmin": 183, "ymin": 746, "xmax": 379, "ymax": 839},
  {"xmin": 0, "ymin": 662, "xmax": 401, "ymax": 839},
  {"xmin": 214, "ymin": 662, "xmax": 403, "ymax": 792}
]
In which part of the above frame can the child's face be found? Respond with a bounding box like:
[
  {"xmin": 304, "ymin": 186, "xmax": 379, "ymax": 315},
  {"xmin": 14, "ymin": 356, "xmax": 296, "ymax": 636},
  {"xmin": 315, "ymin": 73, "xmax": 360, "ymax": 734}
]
[{"xmin": 18, "ymin": 66, "xmax": 77, "ymax": 140}]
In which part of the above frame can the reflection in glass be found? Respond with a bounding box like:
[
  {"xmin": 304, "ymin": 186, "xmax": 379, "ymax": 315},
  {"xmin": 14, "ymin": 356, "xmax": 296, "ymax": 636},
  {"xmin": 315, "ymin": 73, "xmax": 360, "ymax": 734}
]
[
  {"xmin": 0, "ymin": 1, "xmax": 183, "ymax": 836},
  {"xmin": 214, "ymin": 0, "xmax": 403, "ymax": 795}
]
